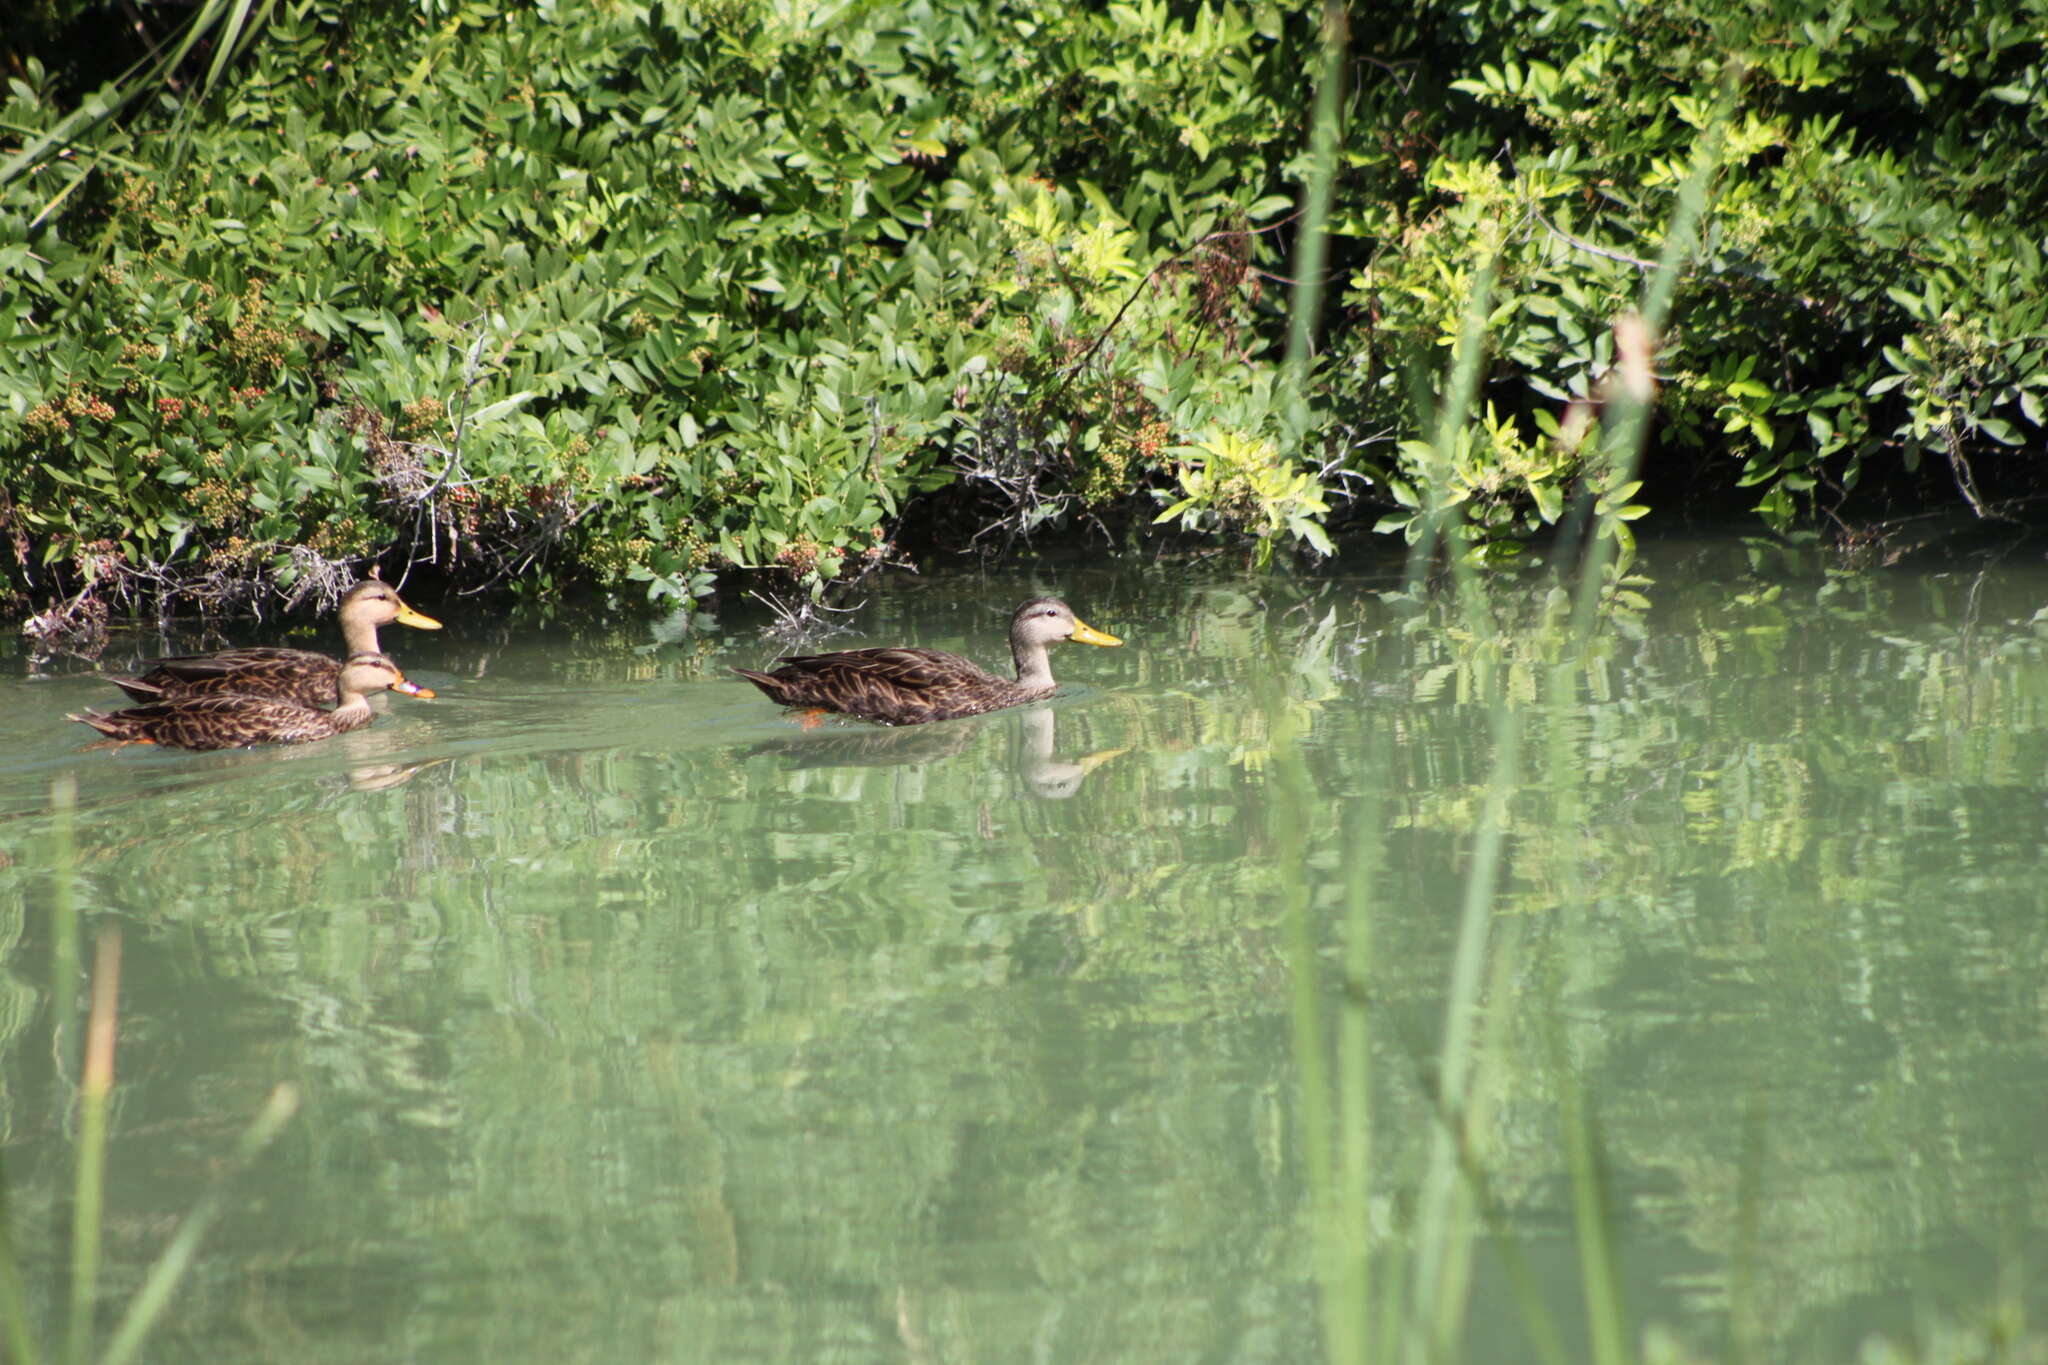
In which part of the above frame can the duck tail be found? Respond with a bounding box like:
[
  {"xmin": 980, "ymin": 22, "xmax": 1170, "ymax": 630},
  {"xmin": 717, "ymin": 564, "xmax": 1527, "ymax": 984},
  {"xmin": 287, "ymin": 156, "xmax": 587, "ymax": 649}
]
[
  {"xmin": 732, "ymin": 667, "xmax": 785, "ymax": 696},
  {"xmin": 105, "ymin": 675, "xmax": 167, "ymax": 703}
]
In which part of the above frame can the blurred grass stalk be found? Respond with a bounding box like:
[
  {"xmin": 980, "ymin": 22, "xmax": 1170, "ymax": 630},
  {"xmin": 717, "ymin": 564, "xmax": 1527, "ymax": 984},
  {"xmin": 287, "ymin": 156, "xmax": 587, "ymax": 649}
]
[
  {"xmin": 0, "ymin": 776, "xmax": 80, "ymax": 1365},
  {"xmin": 1564, "ymin": 69, "xmax": 1738, "ymax": 648},
  {"xmin": 0, "ymin": 0, "xmax": 278, "ymax": 206},
  {"xmin": 0, "ymin": 776, "xmax": 301, "ymax": 1365},
  {"xmin": 1274, "ymin": 10, "xmax": 1363, "ymax": 1362},
  {"xmin": 1275, "ymin": 29, "xmax": 1741, "ymax": 1364},
  {"xmin": 99, "ymin": 1083, "xmax": 300, "ymax": 1365},
  {"xmin": 1536, "ymin": 70, "xmax": 1738, "ymax": 1365},
  {"xmin": 68, "ymin": 933, "xmax": 120, "ymax": 1365}
]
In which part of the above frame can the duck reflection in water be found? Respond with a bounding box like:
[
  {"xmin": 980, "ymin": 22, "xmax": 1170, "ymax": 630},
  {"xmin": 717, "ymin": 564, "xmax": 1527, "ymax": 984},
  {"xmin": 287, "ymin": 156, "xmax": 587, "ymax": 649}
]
[
  {"xmin": 742, "ymin": 704, "xmax": 1122, "ymax": 799},
  {"xmin": 1015, "ymin": 707, "xmax": 1125, "ymax": 800},
  {"xmin": 343, "ymin": 756, "xmax": 456, "ymax": 792}
]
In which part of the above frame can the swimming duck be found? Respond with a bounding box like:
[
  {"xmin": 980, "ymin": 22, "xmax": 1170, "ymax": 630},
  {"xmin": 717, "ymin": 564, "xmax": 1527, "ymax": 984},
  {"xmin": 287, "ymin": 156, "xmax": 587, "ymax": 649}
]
[
  {"xmin": 108, "ymin": 577, "xmax": 440, "ymax": 709},
  {"xmin": 72, "ymin": 653, "xmax": 432, "ymax": 750},
  {"xmin": 735, "ymin": 597, "xmax": 1121, "ymax": 725}
]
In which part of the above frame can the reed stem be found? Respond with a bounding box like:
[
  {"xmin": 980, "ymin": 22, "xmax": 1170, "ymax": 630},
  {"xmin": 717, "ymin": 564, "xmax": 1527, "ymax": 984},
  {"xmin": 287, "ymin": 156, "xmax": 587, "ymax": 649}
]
[
  {"xmin": 0, "ymin": 1146, "xmax": 39, "ymax": 1365},
  {"xmin": 68, "ymin": 931, "xmax": 121, "ymax": 1365},
  {"xmin": 101, "ymin": 1085, "xmax": 302, "ymax": 1365}
]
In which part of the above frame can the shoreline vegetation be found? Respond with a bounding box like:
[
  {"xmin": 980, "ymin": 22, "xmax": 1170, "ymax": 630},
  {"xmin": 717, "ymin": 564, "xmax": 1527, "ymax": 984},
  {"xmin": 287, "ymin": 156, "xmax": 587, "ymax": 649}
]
[
  {"xmin": 4, "ymin": 0, "xmax": 2046, "ymax": 650},
  {"xmin": 7, "ymin": 6, "xmax": 2048, "ymax": 1359}
]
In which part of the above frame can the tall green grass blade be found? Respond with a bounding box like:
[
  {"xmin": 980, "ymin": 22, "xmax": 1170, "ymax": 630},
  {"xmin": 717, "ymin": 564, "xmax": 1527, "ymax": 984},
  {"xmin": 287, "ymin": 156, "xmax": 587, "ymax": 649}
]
[
  {"xmin": 0, "ymin": 91, "xmax": 121, "ymax": 195},
  {"xmin": 1374, "ymin": 906, "xmax": 1572, "ymax": 1365},
  {"xmin": 200, "ymin": 0, "xmax": 262, "ymax": 97},
  {"xmin": 0, "ymin": 1148, "xmax": 39, "ymax": 1365},
  {"xmin": 1276, "ymin": 689, "xmax": 1354, "ymax": 1362},
  {"xmin": 1393, "ymin": 235, "xmax": 1517, "ymax": 1361},
  {"xmin": 1567, "ymin": 64, "xmax": 1740, "ymax": 645},
  {"xmin": 1557, "ymin": 1053, "xmax": 1627, "ymax": 1365},
  {"xmin": 1263, "ymin": 611, "xmax": 1364, "ymax": 1358},
  {"xmin": 0, "ymin": 0, "xmax": 277, "ymax": 193},
  {"xmin": 52, "ymin": 775, "xmax": 85, "ymax": 1365},
  {"xmin": 1406, "ymin": 696, "xmax": 1520, "ymax": 1363},
  {"xmin": 49, "ymin": 776, "xmax": 79, "ymax": 1086},
  {"xmin": 1434, "ymin": 1101, "xmax": 1576, "ymax": 1365},
  {"xmin": 1281, "ymin": 0, "xmax": 1346, "ymax": 436},
  {"xmin": 1404, "ymin": 260, "xmax": 1501, "ymax": 650},
  {"xmin": 100, "ymin": 1084, "xmax": 300, "ymax": 1365},
  {"xmin": 67, "ymin": 933, "xmax": 120, "ymax": 1365},
  {"xmin": 12, "ymin": 777, "xmax": 84, "ymax": 1365},
  {"xmin": 1334, "ymin": 795, "xmax": 1379, "ymax": 1362},
  {"xmin": 1536, "ymin": 597, "xmax": 1635, "ymax": 1363},
  {"xmin": 1272, "ymin": 10, "xmax": 1371, "ymax": 1360},
  {"xmin": 1528, "ymin": 80, "xmax": 1745, "ymax": 1365},
  {"xmin": 1396, "ymin": 292, "xmax": 1512, "ymax": 1365}
]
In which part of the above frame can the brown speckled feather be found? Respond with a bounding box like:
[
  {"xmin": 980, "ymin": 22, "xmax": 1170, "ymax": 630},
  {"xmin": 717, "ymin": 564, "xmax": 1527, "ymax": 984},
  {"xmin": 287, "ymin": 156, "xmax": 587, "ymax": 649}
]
[
  {"xmin": 111, "ymin": 648, "xmax": 348, "ymax": 709},
  {"xmin": 71, "ymin": 653, "xmax": 424, "ymax": 751},
  {"xmin": 735, "ymin": 597, "xmax": 1122, "ymax": 726},
  {"xmin": 110, "ymin": 578, "xmax": 440, "ymax": 708},
  {"xmin": 736, "ymin": 648, "xmax": 1041, "ymax": 726},
  {"xmin": 72, "ymin": 692, "xmax": 377, "ymax": 750}
]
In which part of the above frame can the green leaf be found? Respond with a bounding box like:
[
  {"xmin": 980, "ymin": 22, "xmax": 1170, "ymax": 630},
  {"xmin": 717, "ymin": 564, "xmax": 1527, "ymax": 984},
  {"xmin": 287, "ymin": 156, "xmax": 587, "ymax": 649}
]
[{"xmin": 466, "ymin": 391, "xmax": 540, "ymax": 427}]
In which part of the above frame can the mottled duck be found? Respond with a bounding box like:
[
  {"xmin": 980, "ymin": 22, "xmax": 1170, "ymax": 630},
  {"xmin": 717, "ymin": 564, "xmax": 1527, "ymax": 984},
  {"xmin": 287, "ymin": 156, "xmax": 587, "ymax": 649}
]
[
  {"xmin": 72, "ymin": 653, "xmax": 433, "ymax": 751},
  {"xmin": 108, "ymin": 577, "xmax": 440, "ymax": 709},
  {"xmin": 735, "ymin": 597, "xmax": 1121, "ymax": 726}
]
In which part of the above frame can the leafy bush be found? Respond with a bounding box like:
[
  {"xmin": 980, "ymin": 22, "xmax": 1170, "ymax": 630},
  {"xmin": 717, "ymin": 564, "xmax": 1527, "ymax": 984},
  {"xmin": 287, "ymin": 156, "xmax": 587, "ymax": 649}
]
[
  {"xmin": 0, "ymin": 0, "xmax": 1328, "ymax": 624},
  {"xmin": 1329, "ymin": 0, "xmax": 2048, "ymax": 551},
  {"xmin": 4, "ymin": 0, "xmax": 2045, "ymax": 626}
]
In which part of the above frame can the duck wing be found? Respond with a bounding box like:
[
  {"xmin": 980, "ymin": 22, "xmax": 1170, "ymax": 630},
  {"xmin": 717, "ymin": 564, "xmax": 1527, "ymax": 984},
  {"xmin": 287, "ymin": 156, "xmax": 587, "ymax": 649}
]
[
  {"xmin": 737, "ymin": 647, "xmax": 1020, "ymax": 725},
  {"xmin": 72, "ymin": 693, "xmax": 341, "ymax": 750},
  {"xmin": 121, "ymin": 648, "xmax": 340, "ymax": 708}
]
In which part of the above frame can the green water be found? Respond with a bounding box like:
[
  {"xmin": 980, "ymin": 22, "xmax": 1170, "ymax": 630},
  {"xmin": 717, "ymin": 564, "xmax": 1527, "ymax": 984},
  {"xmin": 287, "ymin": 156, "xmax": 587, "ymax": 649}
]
[{"xmin": 4, "ymin": 544, "xmax": 2048, "ymax": 1363}]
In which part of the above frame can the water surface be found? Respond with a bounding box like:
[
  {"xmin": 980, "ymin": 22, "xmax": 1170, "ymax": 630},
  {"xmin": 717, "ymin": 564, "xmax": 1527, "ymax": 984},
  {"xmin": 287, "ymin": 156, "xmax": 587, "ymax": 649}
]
[{"xmin": 4, "ymin": 544, "xmax": 2047, "ymax": 1362}]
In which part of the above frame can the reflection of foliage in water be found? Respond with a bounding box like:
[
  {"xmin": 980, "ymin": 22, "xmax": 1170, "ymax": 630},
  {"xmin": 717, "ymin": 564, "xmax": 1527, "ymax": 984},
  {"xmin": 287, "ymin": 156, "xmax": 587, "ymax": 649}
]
[{"xmin": 0, "ymin": 553, "xmax": 2047, "ymax": 1356}]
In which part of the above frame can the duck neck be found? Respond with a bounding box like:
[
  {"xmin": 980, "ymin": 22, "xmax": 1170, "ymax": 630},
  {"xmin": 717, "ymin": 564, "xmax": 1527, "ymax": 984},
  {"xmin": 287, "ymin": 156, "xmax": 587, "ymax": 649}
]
[
  {"xmin": 339, "ymin": 612, "xmax": 381, "ymax": 656},
  {"xmin": 330, "ymin": 693, "xmax": 374, "ymax": 730},
  {"xmin": 1012, "ymin": 638, "xmax": 1055, "ymax": 691}
]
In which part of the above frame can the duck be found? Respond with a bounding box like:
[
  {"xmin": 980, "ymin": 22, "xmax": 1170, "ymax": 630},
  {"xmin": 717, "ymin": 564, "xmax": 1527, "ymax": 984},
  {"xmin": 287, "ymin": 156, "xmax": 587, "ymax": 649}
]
[
  {"xmin": 71, "ymin": 653, "xmax": 433, "ymax": 751},
  {"xmin": 735, "ymin": 597, "xmax": 1121, "ymax": 726},
  {"xmin": 107, "ymin": 576, "xmax": 441, "ymax": 709}
]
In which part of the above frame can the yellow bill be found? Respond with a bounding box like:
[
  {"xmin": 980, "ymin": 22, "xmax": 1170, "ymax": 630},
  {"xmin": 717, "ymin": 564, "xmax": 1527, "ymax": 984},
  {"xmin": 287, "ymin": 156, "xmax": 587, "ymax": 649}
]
[
  {"xmin": 395, "ymin": 603, "xmax": 443, "ymax": 630},
  {"xmin": 1069, "ymin": 619, "xmax": 1121, "ymax": 647}
]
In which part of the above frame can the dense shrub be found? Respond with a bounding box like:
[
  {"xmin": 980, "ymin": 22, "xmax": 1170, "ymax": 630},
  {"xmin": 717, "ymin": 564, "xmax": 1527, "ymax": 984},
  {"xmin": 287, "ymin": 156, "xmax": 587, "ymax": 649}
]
[
  {"xmin": 0, "ymin": 0, "xmax": 1320, "ymax": 621},
  {"xmin": 3, "ymin": 0, "xmax": 2046, "ymax": 626},
  {"xmin": 1333, "ymin": 0, "xmax": 2048, "ymax": 549}
]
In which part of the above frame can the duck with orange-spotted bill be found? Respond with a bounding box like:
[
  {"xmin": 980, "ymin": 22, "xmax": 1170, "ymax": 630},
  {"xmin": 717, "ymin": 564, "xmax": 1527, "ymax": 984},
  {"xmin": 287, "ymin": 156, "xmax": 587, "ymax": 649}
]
[
  {"xmin": 72, "ymin": 653, "xmax": 432, "ymax": 751},
  {"xmin": 106, "ymin": 576, "xmax": 440, "ymax": 710},
  {"xmin": 735, "ymin": 597, "xmax": 1121, "ymax": 726}
]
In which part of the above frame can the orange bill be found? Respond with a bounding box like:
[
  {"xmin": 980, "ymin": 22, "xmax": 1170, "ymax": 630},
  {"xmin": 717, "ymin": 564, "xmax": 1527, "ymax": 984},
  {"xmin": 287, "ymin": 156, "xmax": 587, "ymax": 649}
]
[{"xmin": 391, "ymin": 675, "xmax": 437, "ymax": 699}]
